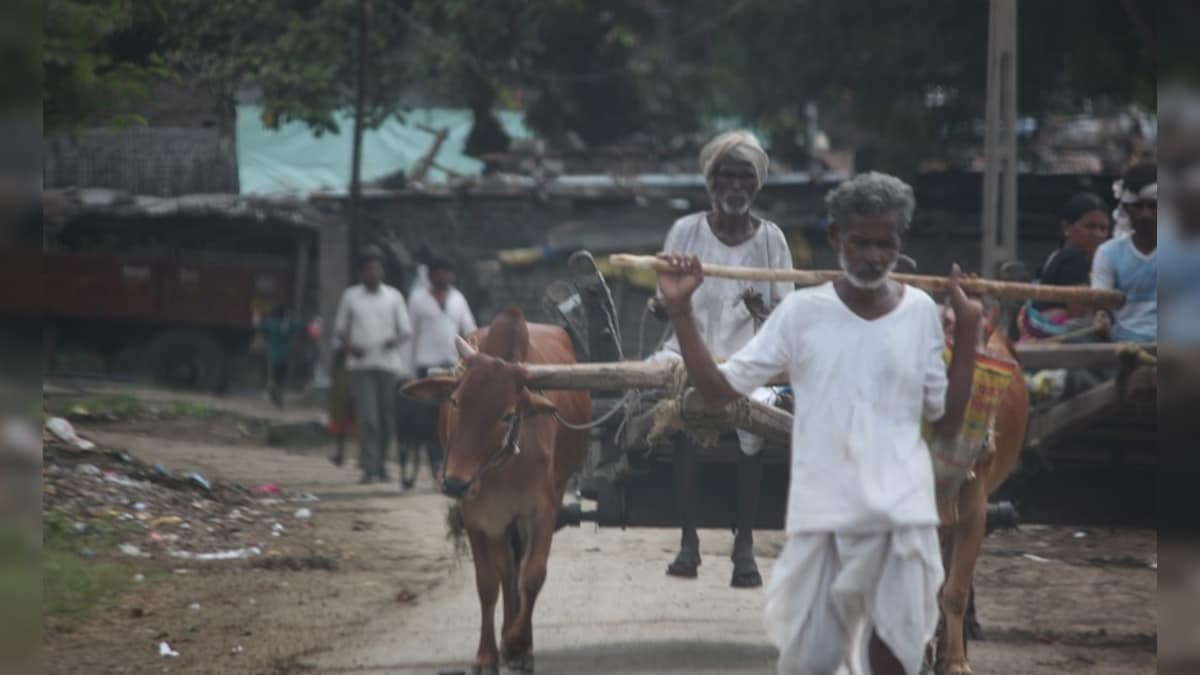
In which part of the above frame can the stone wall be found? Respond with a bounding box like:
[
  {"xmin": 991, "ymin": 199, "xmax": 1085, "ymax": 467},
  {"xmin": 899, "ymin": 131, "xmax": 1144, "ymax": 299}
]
[{"xmin": 44, "ymin": 127, "xmax": 238, "ymax": 197}]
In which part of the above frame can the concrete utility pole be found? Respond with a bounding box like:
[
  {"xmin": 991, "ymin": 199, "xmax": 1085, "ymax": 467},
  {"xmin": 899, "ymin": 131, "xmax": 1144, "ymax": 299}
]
[{"xmin": 981, "ymin": 0, "xmax": 1018, "ymax": 278}]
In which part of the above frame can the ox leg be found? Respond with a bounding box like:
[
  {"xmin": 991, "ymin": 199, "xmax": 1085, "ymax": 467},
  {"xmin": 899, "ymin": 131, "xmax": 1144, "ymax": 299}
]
[
  {"xmin": 466, "ymin": 528, "xmax": 501, "ymax": 674},
  {"xmin": 940, "ymin": 495, "xmax": 986, "ymax": 675},
  {"xmin": 497, "ymin": 526, "xmax": 521, "ymax": 662},
  {"xmin": 965, "ymin": 581, "xmax": 982, "ymax": 640},
  {"xmin": 503, "ymin": 510, "xmax": 554, "ymax": 672}
]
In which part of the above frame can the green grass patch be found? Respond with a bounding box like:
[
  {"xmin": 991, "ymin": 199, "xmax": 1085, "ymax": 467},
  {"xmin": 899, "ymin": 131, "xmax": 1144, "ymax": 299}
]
[
  {"xmin": 47, "ymin": 394, "xmax": 221, "ymax": 422},
  {"xmin": 164, "ymin": 400, "xmax": 214, "ymax": 418},
  {"xmin": 42, "ymin": 511, "xmax": 158, "ymax": 628},
  {"xmin": 48, "ymin": 394, "xmax": 147, "ymax": 420},
  {"xmin": 0, "ymin": 524, "xmax": 42, "ymax": 649}
]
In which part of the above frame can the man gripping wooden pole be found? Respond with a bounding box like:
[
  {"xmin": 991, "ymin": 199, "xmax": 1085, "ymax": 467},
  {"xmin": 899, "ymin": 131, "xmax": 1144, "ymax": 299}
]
[{"xmin": 608, "ymin": 253, "xmax": 1126, "ymax": 310}]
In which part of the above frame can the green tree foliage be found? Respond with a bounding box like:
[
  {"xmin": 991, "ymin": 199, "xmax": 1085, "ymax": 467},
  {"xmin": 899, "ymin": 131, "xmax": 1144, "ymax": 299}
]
[
  {"xmin": 43, "ymin": 0, "xmax": 174, "ymax": 132},
  {"xmin": 693, "ymin": 0, "xmax": 1155, "ymax": 173},
  {"xmin": 43, "ymin": 0, "xmax": 1155, "ymax": 167},
  {"xmin": 408, "ymin": 0, "xmax": 701, "ymax": 149},
  {"xmin": 167, "ymin": 0, "xmax": 410, "ymax": 135}
]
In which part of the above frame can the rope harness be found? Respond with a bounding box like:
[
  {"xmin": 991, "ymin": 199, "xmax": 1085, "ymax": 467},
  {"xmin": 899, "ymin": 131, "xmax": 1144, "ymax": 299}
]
[{"xmin": 443, "ymin": 394, "xmax": 523, "ymax": 493}]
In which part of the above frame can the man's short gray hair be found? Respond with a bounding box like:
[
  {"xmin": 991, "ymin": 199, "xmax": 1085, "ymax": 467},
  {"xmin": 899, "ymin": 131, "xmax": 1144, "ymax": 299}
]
[{"xmin": 825, "ymin": 171, "xmax": 916, "ymax": 233}]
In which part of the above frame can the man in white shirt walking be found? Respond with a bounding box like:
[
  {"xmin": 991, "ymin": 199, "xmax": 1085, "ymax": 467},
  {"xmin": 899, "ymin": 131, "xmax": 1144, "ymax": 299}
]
[
  {"xmin": 334, "ymin": 246, "xmax": 414, "ymax": 484},
  {"xmin": 408, "ymin": 256, "xmax": 478, "ymax": 377},
  {"xmin": 657, "ymin": 172, "xmax": 981, "ymax": 675}
]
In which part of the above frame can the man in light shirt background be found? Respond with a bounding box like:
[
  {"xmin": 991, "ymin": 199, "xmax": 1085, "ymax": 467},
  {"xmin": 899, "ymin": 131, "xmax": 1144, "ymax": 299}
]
[
  {"xmin": 334, "ymin": 246, "xmax": 414, "ymax": 484},
  {"xmin": 407, "ymin": 256, "xmax": 478, "ymax": 377}
]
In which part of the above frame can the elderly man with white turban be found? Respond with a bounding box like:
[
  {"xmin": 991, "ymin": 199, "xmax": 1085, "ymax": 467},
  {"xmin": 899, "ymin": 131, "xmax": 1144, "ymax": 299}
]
[{"xmin": 647, "ymin": 130, "xmax": 795, "ymax": 588}]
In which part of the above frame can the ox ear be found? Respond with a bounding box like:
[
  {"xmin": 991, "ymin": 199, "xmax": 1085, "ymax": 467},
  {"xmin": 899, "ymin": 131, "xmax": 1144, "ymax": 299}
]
[
  {"xmin": 401, "ymin": 376, "xmax": 458, "ymax": 402},
  {"xmin": 519, "ymin": 390, "xmax": 557, "ymax": 417}
]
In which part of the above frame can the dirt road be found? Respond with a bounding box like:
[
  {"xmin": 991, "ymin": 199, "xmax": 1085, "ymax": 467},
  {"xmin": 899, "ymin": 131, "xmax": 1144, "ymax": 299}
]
[{"xmin": 45, "ymin": 385, "xmax": 1155, "ymax": 675}]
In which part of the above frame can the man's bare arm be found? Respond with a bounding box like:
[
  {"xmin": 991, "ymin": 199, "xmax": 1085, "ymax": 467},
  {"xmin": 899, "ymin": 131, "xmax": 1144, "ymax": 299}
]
[
  {"xmin": 659, "ymin": 253, "xmax": 742, "ymax": 408},
  {"xmin": 933, "ymin": 265, "xmax": 982, "ymax": 439}
]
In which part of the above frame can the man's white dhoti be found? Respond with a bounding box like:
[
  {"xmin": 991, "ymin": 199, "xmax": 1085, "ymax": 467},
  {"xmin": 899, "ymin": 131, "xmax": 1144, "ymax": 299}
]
[
  {"xmin": 647, "ymin": 348, "xmax": 777, "ymax": 456},
  {"xmin": 765, "ymin": 526, "xmax": 943, "ymax": 675}
]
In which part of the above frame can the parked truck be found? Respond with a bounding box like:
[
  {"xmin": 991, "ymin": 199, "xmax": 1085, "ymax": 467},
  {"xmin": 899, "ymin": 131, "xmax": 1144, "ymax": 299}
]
[{"xmin": 15, "ymin": 189, "xmax": 318, "ymax": 391}]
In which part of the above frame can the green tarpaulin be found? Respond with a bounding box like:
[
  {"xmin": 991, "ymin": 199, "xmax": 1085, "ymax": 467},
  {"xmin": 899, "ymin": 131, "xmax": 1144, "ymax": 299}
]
[{"xmin": 236, "ymin": 105, "xmax": 532, "ymax": 196}]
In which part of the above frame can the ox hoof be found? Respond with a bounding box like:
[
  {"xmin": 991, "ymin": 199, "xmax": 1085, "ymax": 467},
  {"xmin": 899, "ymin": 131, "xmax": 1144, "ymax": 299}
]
[
  {"xmin": 472, "ymin": 664, "xmax": 500, "ymax": 675},
  {"xmin": 504, "ymin": 652, "xmax": 534, "ymax": 673}
]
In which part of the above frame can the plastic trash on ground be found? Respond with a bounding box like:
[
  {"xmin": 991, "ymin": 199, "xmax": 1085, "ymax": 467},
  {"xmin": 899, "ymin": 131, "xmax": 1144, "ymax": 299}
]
[
  {"xmin": 168, "ymin": 546, "xmax": 263, "ymax": 561},
  {"xmin": 46, "ymin": 416, "xmax": 96, "ymax": 450}
]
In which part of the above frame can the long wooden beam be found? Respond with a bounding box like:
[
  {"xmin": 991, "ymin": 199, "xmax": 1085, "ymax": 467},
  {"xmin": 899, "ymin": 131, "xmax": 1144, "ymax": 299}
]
[
  {"xmin": 680, "ymin": 388, "xmax": 793, "ymax": 444},
  {"xmin": 608, "ymin": 253, "xmax": 1127, "ymax": 310},
  {"xmin": 1014, "ymin": 343, "xmax": 1157, "ymax": 371},
  {"xmin": 1024, "ymin": 366, "xmax": 1156, "ymax": 449}
]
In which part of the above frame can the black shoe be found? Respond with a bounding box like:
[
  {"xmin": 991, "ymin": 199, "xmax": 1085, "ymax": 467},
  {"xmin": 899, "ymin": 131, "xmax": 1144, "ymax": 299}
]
[{"xmin": 357, "ymin": 475, "xmax": 373, "ymax": 485}]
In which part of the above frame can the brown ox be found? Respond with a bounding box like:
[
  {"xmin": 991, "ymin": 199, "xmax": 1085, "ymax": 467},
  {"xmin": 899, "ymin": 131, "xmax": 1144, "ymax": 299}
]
[
  {"xmin": 935, "ymin": 318, "xmax": 1031, "ymax": 675},
  {"xmin": 403, "ymin": 307, "xmax": 590, "ymax": 674}
]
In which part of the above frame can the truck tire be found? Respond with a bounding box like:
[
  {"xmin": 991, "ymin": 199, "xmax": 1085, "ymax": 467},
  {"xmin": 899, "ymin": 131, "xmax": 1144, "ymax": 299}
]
[{"xmin": 145, "ymin": 330, "xmax": 226, "ymax": 392}]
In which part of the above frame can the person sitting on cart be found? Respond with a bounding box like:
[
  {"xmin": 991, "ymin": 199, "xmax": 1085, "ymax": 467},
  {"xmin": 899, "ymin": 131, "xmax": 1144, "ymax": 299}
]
[
  {"xmin": 647, "ymin": 130, "xmax": 795, "ymax": 588},
  {"xmin": 1092, "ymin": 162, "xmax": 1157, "ymax": 344},
  {"xmin": 1018, "ymin": 192, "xmax": 1111, "ymax": 343},
  {"xmin": 655, "ymin": 171, "xmax": 981, "ymax": 675}
]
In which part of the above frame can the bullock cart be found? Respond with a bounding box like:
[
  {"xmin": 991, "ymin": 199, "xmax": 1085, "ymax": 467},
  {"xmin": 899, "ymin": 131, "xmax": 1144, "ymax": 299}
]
[{"xmin": 509, "ymin": 254, "xmax": 1134, "ymax": 531}]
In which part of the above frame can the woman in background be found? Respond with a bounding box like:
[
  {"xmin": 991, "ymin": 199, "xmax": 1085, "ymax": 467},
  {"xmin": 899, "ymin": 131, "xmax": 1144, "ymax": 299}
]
[{"xmin": 1018, "ymin": 192, "xmax": 1110, "ymax": 343}]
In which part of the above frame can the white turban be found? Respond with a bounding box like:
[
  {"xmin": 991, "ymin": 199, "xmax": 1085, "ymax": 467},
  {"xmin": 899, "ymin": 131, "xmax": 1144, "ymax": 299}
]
[
  {"xmin": 699, "ymin": 130, "xmax": 770, "ymax": 189},
  {"xmin": 1111, "ymin": 178, "xmax": 1157, "ymax": 237}
]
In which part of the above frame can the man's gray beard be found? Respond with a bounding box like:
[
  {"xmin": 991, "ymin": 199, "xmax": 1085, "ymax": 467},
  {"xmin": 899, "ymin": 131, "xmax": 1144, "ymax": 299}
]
[
  {"xmin": 838, "ymin": 249, "xmax": 895, "ymax": 290},
  {"xmin": 719, "ymin": 193, "xmax": 751, "ymax": 215}
]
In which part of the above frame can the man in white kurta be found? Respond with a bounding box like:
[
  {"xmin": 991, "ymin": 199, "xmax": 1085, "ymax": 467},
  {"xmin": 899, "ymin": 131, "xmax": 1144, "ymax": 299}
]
[
  {"xmin": 656, "ymin": 171, "xmax": 982, "ymax": 675},
  {"xmin": 408, "ymin": 257, "xmax": 478, "ymax": 377},
  {"xmin": 334, "ymin": 248, "xmax": 414, "ymax": 484},
  {"xmin": 650, "ymin": 130, "xmax": 794, "ymax": 589},
  {"xmin": 720, "ymin": 282, "xmax": 947, "ymax": 674}
]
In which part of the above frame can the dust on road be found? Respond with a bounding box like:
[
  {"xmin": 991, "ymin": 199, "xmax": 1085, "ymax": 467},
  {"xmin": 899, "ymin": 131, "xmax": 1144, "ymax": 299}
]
[{"xmin": 44, "ymin": 386, "xmax": 1155, "ymax": 675}]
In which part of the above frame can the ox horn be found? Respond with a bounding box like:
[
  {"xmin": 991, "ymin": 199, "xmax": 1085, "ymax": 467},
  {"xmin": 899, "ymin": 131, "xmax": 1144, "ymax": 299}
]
[{"xmin": 455, "ymin": 336, "xmax": 477, "ymax": 358}]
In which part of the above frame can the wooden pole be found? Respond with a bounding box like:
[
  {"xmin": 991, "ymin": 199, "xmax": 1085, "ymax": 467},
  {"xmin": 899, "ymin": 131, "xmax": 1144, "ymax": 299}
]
[
  {"xmin": 348, "ymin": 0, "xmax": 369, "ymax": 256},
  {"xmin": 680, "ymin": 389, "xmax": 792, "ymax": 445},
  {"xmin": 428, "ymin": 361, "xmax": 790, "ymax": 389},
  {"xmin": 981, "ymin": 0, "xmax": 1019, "ymax": 277},
  {"xmin": 524, "ymin": 361, "xmax": 675, "ymax": 390},
  {"xmin": 608, "ymin": 254, "xmax": 1126, "ymax": 310}
]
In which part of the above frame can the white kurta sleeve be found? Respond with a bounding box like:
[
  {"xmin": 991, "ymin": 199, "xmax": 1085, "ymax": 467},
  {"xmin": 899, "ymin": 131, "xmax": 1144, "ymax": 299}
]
[
  {"xmin": 922, "ymin": 302, "xmax": 949, "ymax": 423},
  {"xmin": 1090, "ymin": 242, "xmax": 1116, "ymax": 291},
  {"xmin": 768, "ymin": 226, "xmax": 796, "ymax": 306},
  {"xmin": 393, "ymin": 290, "xmax": 414, "ymax": 341},
  {"xmin": 334, "ymin": 288, "xmax": 352, "ymax": 340},
  {"xmin": 719, "ymin": 297, "xmax": 794, "ymax": 396},
  {"xmin": 457, "ymin": 293, "xmax": 478, "ymax": 336}
]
